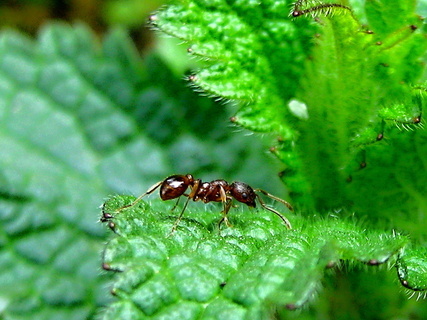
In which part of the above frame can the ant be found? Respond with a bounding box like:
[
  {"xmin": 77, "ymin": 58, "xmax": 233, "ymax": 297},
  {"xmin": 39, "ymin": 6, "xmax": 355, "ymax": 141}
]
[{"xmin": 102, "ymin": 174, "xmax": 293, "ymax": 233}]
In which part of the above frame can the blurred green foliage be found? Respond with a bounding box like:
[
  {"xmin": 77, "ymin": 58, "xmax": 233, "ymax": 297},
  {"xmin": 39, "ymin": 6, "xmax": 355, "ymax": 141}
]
[
  {"xmin": 0, "ymin": 20, "xmax": 284, "ymax": 320},
  {"xmin": 103, "ymin": 0, "xmax": 165, "ymax": 26}
]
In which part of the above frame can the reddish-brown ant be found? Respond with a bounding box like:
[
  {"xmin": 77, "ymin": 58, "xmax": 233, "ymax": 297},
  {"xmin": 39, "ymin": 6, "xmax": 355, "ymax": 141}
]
[{"xmin": 103, "ymin": 174, "xmax": 293, "ymax": 233}]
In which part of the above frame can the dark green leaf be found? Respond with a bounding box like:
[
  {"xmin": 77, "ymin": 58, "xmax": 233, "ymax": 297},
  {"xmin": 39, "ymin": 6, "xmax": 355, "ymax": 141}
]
[{"xmin": 0, "ymin": 21, "xmax": 288, "ymax": 319}]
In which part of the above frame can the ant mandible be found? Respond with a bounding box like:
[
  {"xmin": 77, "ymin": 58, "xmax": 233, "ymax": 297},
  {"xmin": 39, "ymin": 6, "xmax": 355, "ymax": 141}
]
[{"xmin": 103, "ymin": 174, "xmax": 293, "ymax": 232}]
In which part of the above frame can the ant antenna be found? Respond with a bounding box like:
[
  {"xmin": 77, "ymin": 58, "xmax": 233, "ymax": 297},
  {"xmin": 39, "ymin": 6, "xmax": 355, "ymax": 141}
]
[{"xmin": 254, "ymin": 189, "xmax": 293, "ymax": 229}]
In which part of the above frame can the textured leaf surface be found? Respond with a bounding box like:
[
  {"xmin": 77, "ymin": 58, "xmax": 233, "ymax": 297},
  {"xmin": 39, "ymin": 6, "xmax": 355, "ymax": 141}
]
[
  {"xmin": 0, "ymin": 22, "xmax": 280, "ymax": 319},
  {"xmin": 0, "ymin": 24, "xmax": 124, "ymax": 319},
  {"xmin": 397, "ymin": 246, "xmax": 427, "ymax": 293},
  {"xmin": 100, "ymin": 196, "xmax": 409, "ymax": 319},
  {"xmin": 151, "ymin": 0, "xmax": 315, "ymax": 136}
]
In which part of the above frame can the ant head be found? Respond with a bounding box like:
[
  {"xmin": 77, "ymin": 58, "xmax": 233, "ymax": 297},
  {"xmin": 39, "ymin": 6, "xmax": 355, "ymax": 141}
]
[{"xmin": 230, "ymin": 181, "xmax": 257, "ymax": 207}]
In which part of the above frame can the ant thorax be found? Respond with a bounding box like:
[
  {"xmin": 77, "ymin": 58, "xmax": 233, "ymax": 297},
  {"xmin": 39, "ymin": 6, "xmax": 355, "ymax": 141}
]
[
  {"xmin": 193, "ymin": 182, "xmax": 210, "ymax": 202},
  {"xmin": 192, "ymin": 179, "xmax": 227, "ymax": 203}
]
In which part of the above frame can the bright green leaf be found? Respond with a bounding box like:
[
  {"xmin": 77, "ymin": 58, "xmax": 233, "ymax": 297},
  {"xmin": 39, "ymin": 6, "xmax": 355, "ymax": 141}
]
[
  {"xmin": 100, "ymin": 196, "xmax": 411, "ymax": 318},
  {"xmin": 397, "ymin": 246, "xmax": 427, "ymax": 293}
]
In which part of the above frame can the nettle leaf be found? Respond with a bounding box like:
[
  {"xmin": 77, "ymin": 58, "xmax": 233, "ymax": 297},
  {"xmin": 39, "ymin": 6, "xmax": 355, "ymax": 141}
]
[
  {"xmin": 0, "ymin": 24, "xmax": 122, "ymax": 319},
  {"xmin": 100, "ymin": 196, "xmax": 410, "ymax": 318},
  {"xmin": 1, "ymin": 22, "xmax": 273, "ymax": 319},
  {"xmin": 282, "ymin": 0, "xmax": 427, "ymax": 214},
  {"xmin": 365, "ymin": 0, "xmax": 418, "ymax": 36},
  {"xmin": 397, "ymin": 246, "xmax": 427, "ymax": 296},
  {"xmin": 151, "ymin": 0, "xmax": 315, "ymax": 136}
]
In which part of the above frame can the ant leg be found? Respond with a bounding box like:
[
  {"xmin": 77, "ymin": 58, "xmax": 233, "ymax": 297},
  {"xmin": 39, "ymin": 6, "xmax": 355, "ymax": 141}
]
[
  {"xmin": 170, "ymin": 197, "xmax": 181, "ymax": 212},
  {"xmin": 169, "ymin": 180, "xmax": 200, "ymax": 235},
  {"xmin": 170, "ymin": 196, "xmax": 191, "ymax": 234},
  {"xmin": 116, "ymin": 181, "xmax": 163, "ymax": 212},
  {"xmin": 255, "ymin": 194, "xmax": 292, "ymax": 229},
  {"xmin": 218, "ymin": 186, "xmax": 233, "ymax": 228},
  {"xmin": 254, "ymin": 189, "xmax": 294, "ymax": 211},
  {"xmin": 218, "ymin": 198, "xmax": 233, "ymax": 229}
]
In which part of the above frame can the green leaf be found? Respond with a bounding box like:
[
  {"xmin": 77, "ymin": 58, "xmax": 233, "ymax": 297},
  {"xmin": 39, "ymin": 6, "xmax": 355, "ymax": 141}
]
[
  {"xmin": 0, "ymin": 21, "xmax": 290, "ymax": 319},
  {"xmin": 365, "ymin": 0, "xmax": 419, "ymax": 36},
  {"xmin": 397, "ymin": 246, "xmax": 427, "ymax": 294},
  {"xmin": 0, "ymin": 24, "xmax": 118, "ymax": 319},
  {"xmin": 285, "ymin": 1, "xmax": 427, "ymax": 213},
  {"xmin": 151, "ymin": 0, "xmax": 315, "ymax": 135},
  {"xmin": 100, "ymin": 196, "xmax": 410, "ymax": 318}
]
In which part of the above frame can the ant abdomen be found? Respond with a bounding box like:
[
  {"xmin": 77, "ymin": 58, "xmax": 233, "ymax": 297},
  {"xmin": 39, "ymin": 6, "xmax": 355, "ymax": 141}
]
[
  {"xmin": 229, "ymin": 181, "xmax": 257, "ymax": 207},
  {"xmin": 160, "ymin": 174, "xmax": 194, "ymax": 200}
]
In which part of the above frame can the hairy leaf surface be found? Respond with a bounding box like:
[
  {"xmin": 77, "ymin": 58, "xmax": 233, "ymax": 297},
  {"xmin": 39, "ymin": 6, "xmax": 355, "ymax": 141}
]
[{"xmin": 100, "ymin": 196, "xmax": 411, "ymax": 318}]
